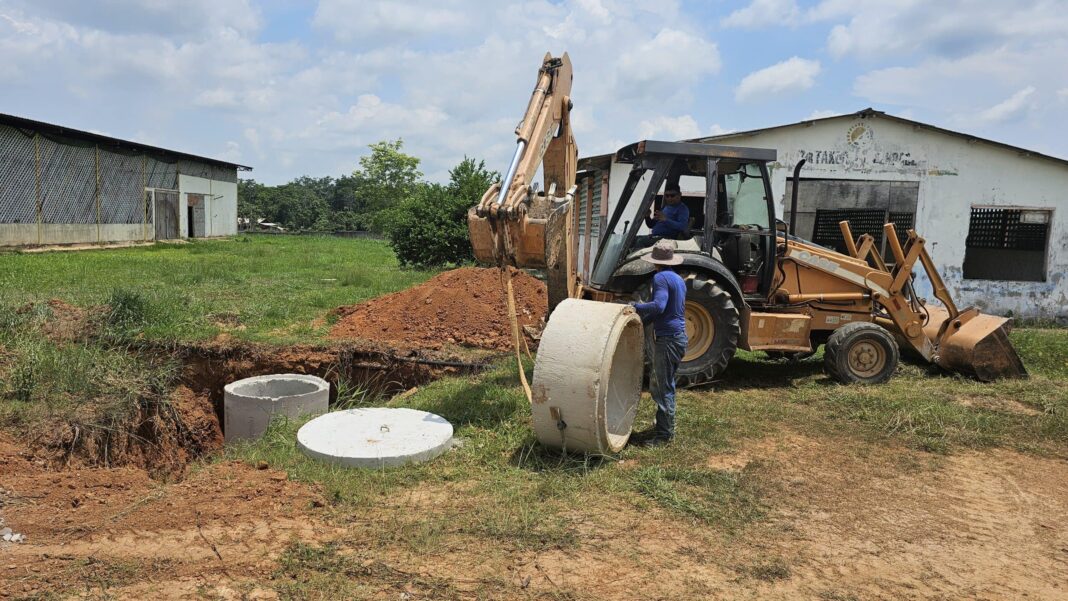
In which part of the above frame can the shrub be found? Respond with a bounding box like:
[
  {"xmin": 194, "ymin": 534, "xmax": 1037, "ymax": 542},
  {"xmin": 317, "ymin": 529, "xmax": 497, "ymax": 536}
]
[{"xmin": 382, "ymin": 157, "xmax": 498, "ymax": 268}]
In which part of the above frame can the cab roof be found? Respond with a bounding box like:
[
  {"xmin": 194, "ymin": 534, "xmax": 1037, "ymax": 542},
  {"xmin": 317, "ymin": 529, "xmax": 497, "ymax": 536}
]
[{"xmin": 614, "ymin": 140, "xmax": 776, "ymax": 164}]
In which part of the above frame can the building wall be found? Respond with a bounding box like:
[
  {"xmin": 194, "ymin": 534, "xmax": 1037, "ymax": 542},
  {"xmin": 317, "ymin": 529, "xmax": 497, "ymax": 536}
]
[
  {"xmin": 707, "ymin": 115, "xmax": 1068, "ymax": 319},
  {"xmin": 177, "ymin": 174, "xmax": 238, "ymax": 238}
]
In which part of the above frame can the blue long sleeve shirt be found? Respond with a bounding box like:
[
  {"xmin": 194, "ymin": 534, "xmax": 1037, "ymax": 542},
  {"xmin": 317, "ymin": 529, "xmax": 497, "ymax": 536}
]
[
  {"xmin": 633, "ymin": 270, "xmax": 688, "ymax": 338},
  {"xmin": 645, "ymin": 202, "xmax": 690, "ymax": 238}
]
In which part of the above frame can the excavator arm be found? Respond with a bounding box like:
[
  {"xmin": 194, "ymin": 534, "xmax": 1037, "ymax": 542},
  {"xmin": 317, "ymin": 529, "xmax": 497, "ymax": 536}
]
[{"xmin": 468, "ymin": 53, "xmax": 579, "ymax": 311}]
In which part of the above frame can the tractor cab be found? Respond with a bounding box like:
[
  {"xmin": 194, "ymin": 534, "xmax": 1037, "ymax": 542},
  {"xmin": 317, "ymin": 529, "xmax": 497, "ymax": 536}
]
[{"xmin": 589, "ymin": 140, "xmax": 779, "ymax": 304}]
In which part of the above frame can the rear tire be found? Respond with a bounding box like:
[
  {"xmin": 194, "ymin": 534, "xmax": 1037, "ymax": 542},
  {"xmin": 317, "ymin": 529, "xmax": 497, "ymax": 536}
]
[
  {"xmin": 824, "ymin": 322, "xmax": 899, "ymax": 384},
  {"xmin": 676, "ymin": 276, "xmax": 740, "ymax": 387}
]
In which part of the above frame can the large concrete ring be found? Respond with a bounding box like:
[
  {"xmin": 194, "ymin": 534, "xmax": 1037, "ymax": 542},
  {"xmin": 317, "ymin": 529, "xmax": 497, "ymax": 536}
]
[
  {"xmin": 532, "ymin": 298, "xmax": 644, "ymax": 454},
  {"xmin": 223, "ymin": 374, "xmax": 330, "ymax": 443}
]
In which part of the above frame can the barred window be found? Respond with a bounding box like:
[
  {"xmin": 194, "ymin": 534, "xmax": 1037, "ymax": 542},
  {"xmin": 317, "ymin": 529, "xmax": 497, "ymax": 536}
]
[
  {"xmin": 962, "ymin": 207, "xmax": 1050, "ymax": 282},
  {"xmin": 812, "ymin": 208, "xmax": 914, "ymax": 264}
]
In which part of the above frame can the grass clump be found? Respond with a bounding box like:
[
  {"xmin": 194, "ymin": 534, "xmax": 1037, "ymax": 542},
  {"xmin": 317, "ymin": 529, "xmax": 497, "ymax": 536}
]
[
  {"xmin": 0, "ymin": 300, "xmax": 179, "ymax": 465},
  {"xmin": 273, "ymin": 542, "xmax": 463, "ymax": 600},
  {"xmin": 632, "ymin": 465, "xmax": 764, "ymax": 528}
]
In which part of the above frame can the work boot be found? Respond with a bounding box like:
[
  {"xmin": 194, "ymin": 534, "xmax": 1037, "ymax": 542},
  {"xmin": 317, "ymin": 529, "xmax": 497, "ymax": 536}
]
[
  {"xmin": 629, "ymin": 427, "xmax": 658, "ymax": 445},
  {"xmin": 640, "ymin": 432, "xmax": 674, "ymax": 447}
]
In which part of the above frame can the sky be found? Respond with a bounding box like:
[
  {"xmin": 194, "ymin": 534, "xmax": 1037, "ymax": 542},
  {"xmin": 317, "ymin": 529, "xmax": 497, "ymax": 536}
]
[{"xmin": 2, "ymin": 0, "xmax": 1066, "ymax": 185}]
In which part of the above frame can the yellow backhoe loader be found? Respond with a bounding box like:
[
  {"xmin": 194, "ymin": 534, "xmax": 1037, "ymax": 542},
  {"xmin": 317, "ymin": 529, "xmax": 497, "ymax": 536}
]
[{"xmin": 468, "ymin": 53, "xmax": 1027, "ymax": 386}]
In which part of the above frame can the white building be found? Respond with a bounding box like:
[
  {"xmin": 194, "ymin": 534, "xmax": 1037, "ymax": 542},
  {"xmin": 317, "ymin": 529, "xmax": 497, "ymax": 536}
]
[
  {"xmin": 0, "ymin": 113, "xmax": 249, "ymax": 246},
  {"xmin": 581, "ymin": 108, "xmax": 1067, "ymax": 320}
]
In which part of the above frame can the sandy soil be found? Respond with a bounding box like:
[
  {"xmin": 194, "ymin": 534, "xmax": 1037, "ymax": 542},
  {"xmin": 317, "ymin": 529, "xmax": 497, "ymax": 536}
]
[{"xmin": 3, "ymin": 431, "xmax": 1066, "ymax": 599}]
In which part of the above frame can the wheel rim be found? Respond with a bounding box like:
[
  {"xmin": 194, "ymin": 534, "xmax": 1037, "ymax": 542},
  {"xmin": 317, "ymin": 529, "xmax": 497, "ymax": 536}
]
[
  {"xmin": 683, "ymin": 301, "xmax": 714, "ymax": 362},
  {"xmin": 847, "ymin": 340, "xmax": 886, "ymax": 378}
]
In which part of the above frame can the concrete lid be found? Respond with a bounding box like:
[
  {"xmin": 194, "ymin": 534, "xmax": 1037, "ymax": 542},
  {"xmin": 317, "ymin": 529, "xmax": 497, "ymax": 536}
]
[{"xmin": 296, "ymin": 408, "xmax": 454, "ymax": 469}]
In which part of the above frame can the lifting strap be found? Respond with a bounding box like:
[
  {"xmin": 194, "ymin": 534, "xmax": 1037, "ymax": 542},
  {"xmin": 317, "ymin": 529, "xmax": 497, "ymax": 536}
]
[{"xmin": 499, "ymin": 266, "xmax": 534, "ymax": 404}]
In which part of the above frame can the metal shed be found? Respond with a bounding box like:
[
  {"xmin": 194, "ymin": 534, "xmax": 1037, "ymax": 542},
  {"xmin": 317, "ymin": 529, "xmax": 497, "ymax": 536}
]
[{"xmin": 0, "ymin": 113, "xmax": 251, "ymax": 246}]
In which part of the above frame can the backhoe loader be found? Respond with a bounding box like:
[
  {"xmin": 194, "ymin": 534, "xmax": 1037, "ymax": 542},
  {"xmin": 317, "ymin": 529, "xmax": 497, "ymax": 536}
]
[{"xmin": 468, "ymin": 53, "xmax": 1027, "ymax": 386}]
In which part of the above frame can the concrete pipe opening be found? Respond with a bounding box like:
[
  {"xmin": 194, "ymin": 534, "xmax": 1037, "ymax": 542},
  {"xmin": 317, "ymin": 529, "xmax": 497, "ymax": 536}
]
[
  {"xmin": 532, "ymin": 298, "xmax": 644, "ymax": 454},
  {"xmin": 223, "ymin": 374, "xmax": 330, "ymax": 443}
]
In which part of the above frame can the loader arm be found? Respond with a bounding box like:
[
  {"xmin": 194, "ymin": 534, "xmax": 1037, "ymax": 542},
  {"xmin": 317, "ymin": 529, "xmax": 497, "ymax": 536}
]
[
  {"xmin": 468, "ymin": 53, "xmax": 579, "ymax": 310},
  {"xmin": 780, "ymin": 221, "xmax": 1025, "ymax": 381}
]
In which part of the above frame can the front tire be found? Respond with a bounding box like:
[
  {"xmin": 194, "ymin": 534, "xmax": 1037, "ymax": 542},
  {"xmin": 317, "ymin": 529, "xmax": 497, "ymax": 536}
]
[
  {"xmin": 677, "ymin": 276, "xmax": 740, "ymax": 387},
  {"xmin": 824, "ymin": 322, "xmax": 899, "ymax": 384}
]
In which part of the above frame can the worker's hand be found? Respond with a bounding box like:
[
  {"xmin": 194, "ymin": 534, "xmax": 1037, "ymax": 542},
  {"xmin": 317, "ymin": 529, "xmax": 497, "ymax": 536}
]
[{"xmin": 654, "ymin": 210, "xmax": 666, "ymax": 222}]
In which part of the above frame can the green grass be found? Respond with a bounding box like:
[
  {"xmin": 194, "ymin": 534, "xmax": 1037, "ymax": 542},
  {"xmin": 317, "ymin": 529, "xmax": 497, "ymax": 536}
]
[{"xmin": 0, "ymin": 235, "xmax": 435, "ymax": 343}]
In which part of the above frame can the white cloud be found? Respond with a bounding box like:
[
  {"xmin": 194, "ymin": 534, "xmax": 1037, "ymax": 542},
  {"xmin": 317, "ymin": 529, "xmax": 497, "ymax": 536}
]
[
  {"xmin": 5, "ymin": 0, "xmax": 262, "ymax": 36},
  {"xmin": 722, "ymin": 0, "xmax": 800, "ymax": 29},
  {"xmin": 637, "ymin": 115, "xmax": 700, "ymax": 140},
  {"xmin": 194, "ymin": 88, "xmax": 240, "ymax": 109},
  {"xmin": 807, "ymin": 109, "xmax": 843, "ymax": 120},
  {"xmin": 1058, "ymin": 88, "xmax": 1068, "ymax": 101},
  {"xmin": 313, "ymin": 0, "xmax": 472, "ymax": 42},
  {"xmin": 218, "ymin": 141, "xmax": 243, "ymax": 163},
  {"xmin": 707, "ymin": 124, "xmax": 734, "ymax": 136},
  {"xmin": 815, "ymin": 0, "xmax": 1068, "ymax": 59},
  {"xmin": 615, "ymin": 28, "xmax": 721, "ymax": 100},
  {"xmin": 735, "ymin": 57, "xmax": 820, "ymax": 102},
  {"xmin": 976, "ymin": 86, "xmax": 1036, "ymax": 124},
  {"xmin": 0, "ymin": 1, "xmax": 743, "ymax": 183},
  {"xmin": 314, "ymin": 95, "xmax": 447, "ymax": 136}
]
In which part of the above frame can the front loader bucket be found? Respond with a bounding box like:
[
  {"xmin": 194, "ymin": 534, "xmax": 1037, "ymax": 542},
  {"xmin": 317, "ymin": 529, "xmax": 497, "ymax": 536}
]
[{"xmin": 924, "ymin": 306, "xmax": 1028, "ymax": 381}]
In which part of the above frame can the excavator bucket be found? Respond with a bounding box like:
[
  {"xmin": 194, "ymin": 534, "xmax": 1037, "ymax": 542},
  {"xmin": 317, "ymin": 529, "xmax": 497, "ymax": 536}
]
[
  {"xmin": 923, "ymin": 306, "xmax": 1028, "ymax": 381},
  {"xmin": 467, "ymin": 205, "xmax": 553, "ymax": 269}
]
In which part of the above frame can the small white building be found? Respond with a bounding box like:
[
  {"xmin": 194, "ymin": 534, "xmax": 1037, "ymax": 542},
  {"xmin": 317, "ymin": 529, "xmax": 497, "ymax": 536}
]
[
  {"xmin": 0, "ymin": 113, "xmax": 249, "ymax": 246},
  {"xmin": 581, "ymin": 108, "xmax": 1067, "ymax": 320}
]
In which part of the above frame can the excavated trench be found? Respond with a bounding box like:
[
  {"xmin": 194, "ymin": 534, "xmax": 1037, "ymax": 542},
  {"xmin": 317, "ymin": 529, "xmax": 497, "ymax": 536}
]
[{"xmin": 32, "ymin": 341, "xmax": 492, "ymax": 478}]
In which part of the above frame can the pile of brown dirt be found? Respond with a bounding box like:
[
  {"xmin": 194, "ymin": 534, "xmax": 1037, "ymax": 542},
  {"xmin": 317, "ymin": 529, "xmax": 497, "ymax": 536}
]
[{"xmin": 329, "ymin": 267, "xmax": 547, "ymax": 351}]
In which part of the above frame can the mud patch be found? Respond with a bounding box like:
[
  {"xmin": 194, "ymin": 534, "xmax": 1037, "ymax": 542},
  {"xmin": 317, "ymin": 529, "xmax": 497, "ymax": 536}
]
[{"xmin": 329, "ymin": 267, "xmax": 547, "ymax": 351}]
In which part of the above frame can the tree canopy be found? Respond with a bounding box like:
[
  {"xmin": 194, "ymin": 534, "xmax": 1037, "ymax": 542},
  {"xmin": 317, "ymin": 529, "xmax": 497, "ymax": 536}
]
[{"xmin": 237, "ymin": 141, "xmax": 498, "ymax": 267}]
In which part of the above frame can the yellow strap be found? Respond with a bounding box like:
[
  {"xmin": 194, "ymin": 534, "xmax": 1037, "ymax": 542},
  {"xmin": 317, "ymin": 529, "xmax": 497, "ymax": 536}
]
[{"xmin": 500, "ymin": 266, "xmax": 534, "ymax": 404}]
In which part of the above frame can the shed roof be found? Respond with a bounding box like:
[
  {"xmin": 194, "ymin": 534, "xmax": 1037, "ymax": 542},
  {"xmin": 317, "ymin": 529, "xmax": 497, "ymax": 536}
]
[
  {"xmin": 691, "ymin": 107, "xmax": 1068, "ymax": 169},
  {"xmin": 0, "ymin": 112, "xmax": 252, "ymax": 171}
]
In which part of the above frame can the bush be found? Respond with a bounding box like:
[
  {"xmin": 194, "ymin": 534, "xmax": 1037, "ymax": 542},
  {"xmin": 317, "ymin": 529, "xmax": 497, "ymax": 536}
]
[
  {"xmin": 382, "ymin": 184, "xmax": 473, "ymax": 268},
  {"xmin": 382, "ymin": 157, "xmax": 497, "ymax": 268}
]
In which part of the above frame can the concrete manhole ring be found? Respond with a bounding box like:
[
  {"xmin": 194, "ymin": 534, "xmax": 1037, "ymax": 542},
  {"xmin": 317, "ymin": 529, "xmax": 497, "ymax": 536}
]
[
  {"xmin": 297, "ymin": 408, "xmax": 454, "ymax": 469},
  {"xmin": 224, "ymin": 373, "xmax": 330, "ymax": 443}
]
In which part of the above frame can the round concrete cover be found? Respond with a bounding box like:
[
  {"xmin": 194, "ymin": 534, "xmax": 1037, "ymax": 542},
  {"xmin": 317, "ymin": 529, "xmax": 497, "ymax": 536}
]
[{"xmin": 297, "ymin": 408, "xmax": 454, "ymax": 469}]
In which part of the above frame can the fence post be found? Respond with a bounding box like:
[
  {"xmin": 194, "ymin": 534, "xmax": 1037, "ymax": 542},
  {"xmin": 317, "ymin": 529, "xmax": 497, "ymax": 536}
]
[
  {"xmin": 142, "ymin": 154, "xmax": 148, "ymax": 241},
  {"xmin": 95, "ymin": 145, "xmax": 101, "ymax": 243},
  {"xmin": 34, "ymin": 133, "xmax": 41, "ymax": 245}
]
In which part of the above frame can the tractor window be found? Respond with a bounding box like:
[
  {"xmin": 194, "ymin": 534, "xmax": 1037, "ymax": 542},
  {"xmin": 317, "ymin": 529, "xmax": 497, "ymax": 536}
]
[
  {"xmin": 591, "ymin": 168, "xmax": 656, "ymax": 285},
  {"xmin": 723, "ymin": 163, "xmax": 770, "ymax": 229}
]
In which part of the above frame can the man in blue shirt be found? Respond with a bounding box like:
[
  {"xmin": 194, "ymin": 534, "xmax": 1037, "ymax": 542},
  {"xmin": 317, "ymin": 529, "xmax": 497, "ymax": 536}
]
[
  {"xmin": 630, "ymin": 240, "xmax": 689, "ymax": 446},
  {"xmin": 635, "ymin": 185, "xmax": 690, "ymax": 248}
]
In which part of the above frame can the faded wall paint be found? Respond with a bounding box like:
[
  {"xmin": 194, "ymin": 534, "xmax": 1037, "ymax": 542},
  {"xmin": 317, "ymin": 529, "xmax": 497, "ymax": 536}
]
[
  {"xmin": 592, "ymin": 114, "xmax": 1068, "ymax": 319},
  {"xmin": 177, "ymin": 174, "xmax": 238, "ymax": 238}
]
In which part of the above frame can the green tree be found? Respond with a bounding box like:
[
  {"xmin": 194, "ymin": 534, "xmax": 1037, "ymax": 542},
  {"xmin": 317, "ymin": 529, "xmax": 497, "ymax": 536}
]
[
  {"xmin": 383, "ymin": 157, "xmax": 498, "ymax": 268},
  {"xmin": 351, "ymin": 139, "xmax": 422, "ymax": 231}
]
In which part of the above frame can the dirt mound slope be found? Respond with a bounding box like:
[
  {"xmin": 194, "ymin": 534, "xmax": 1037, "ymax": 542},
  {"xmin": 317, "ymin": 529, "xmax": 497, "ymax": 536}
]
[{"xmin": 329, "ymin": 267, "xmax": 547, "ymax": 351}]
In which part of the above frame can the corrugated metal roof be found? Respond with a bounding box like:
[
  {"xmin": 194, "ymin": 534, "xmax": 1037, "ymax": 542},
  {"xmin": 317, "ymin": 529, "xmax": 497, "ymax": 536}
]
[
  {"xmin": 0, "ymin": 112, "xmax": 252, "ymax": 171},
  {"xmin": 690, "ymin": 107, "xmax": 1068, "ymax": 169}
]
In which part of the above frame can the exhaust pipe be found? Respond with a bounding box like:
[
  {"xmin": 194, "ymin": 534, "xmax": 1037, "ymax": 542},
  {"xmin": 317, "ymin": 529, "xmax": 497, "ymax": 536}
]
[{"xmin": 789, "ymin": 159, "xmax": 806, "ymax": 237}]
